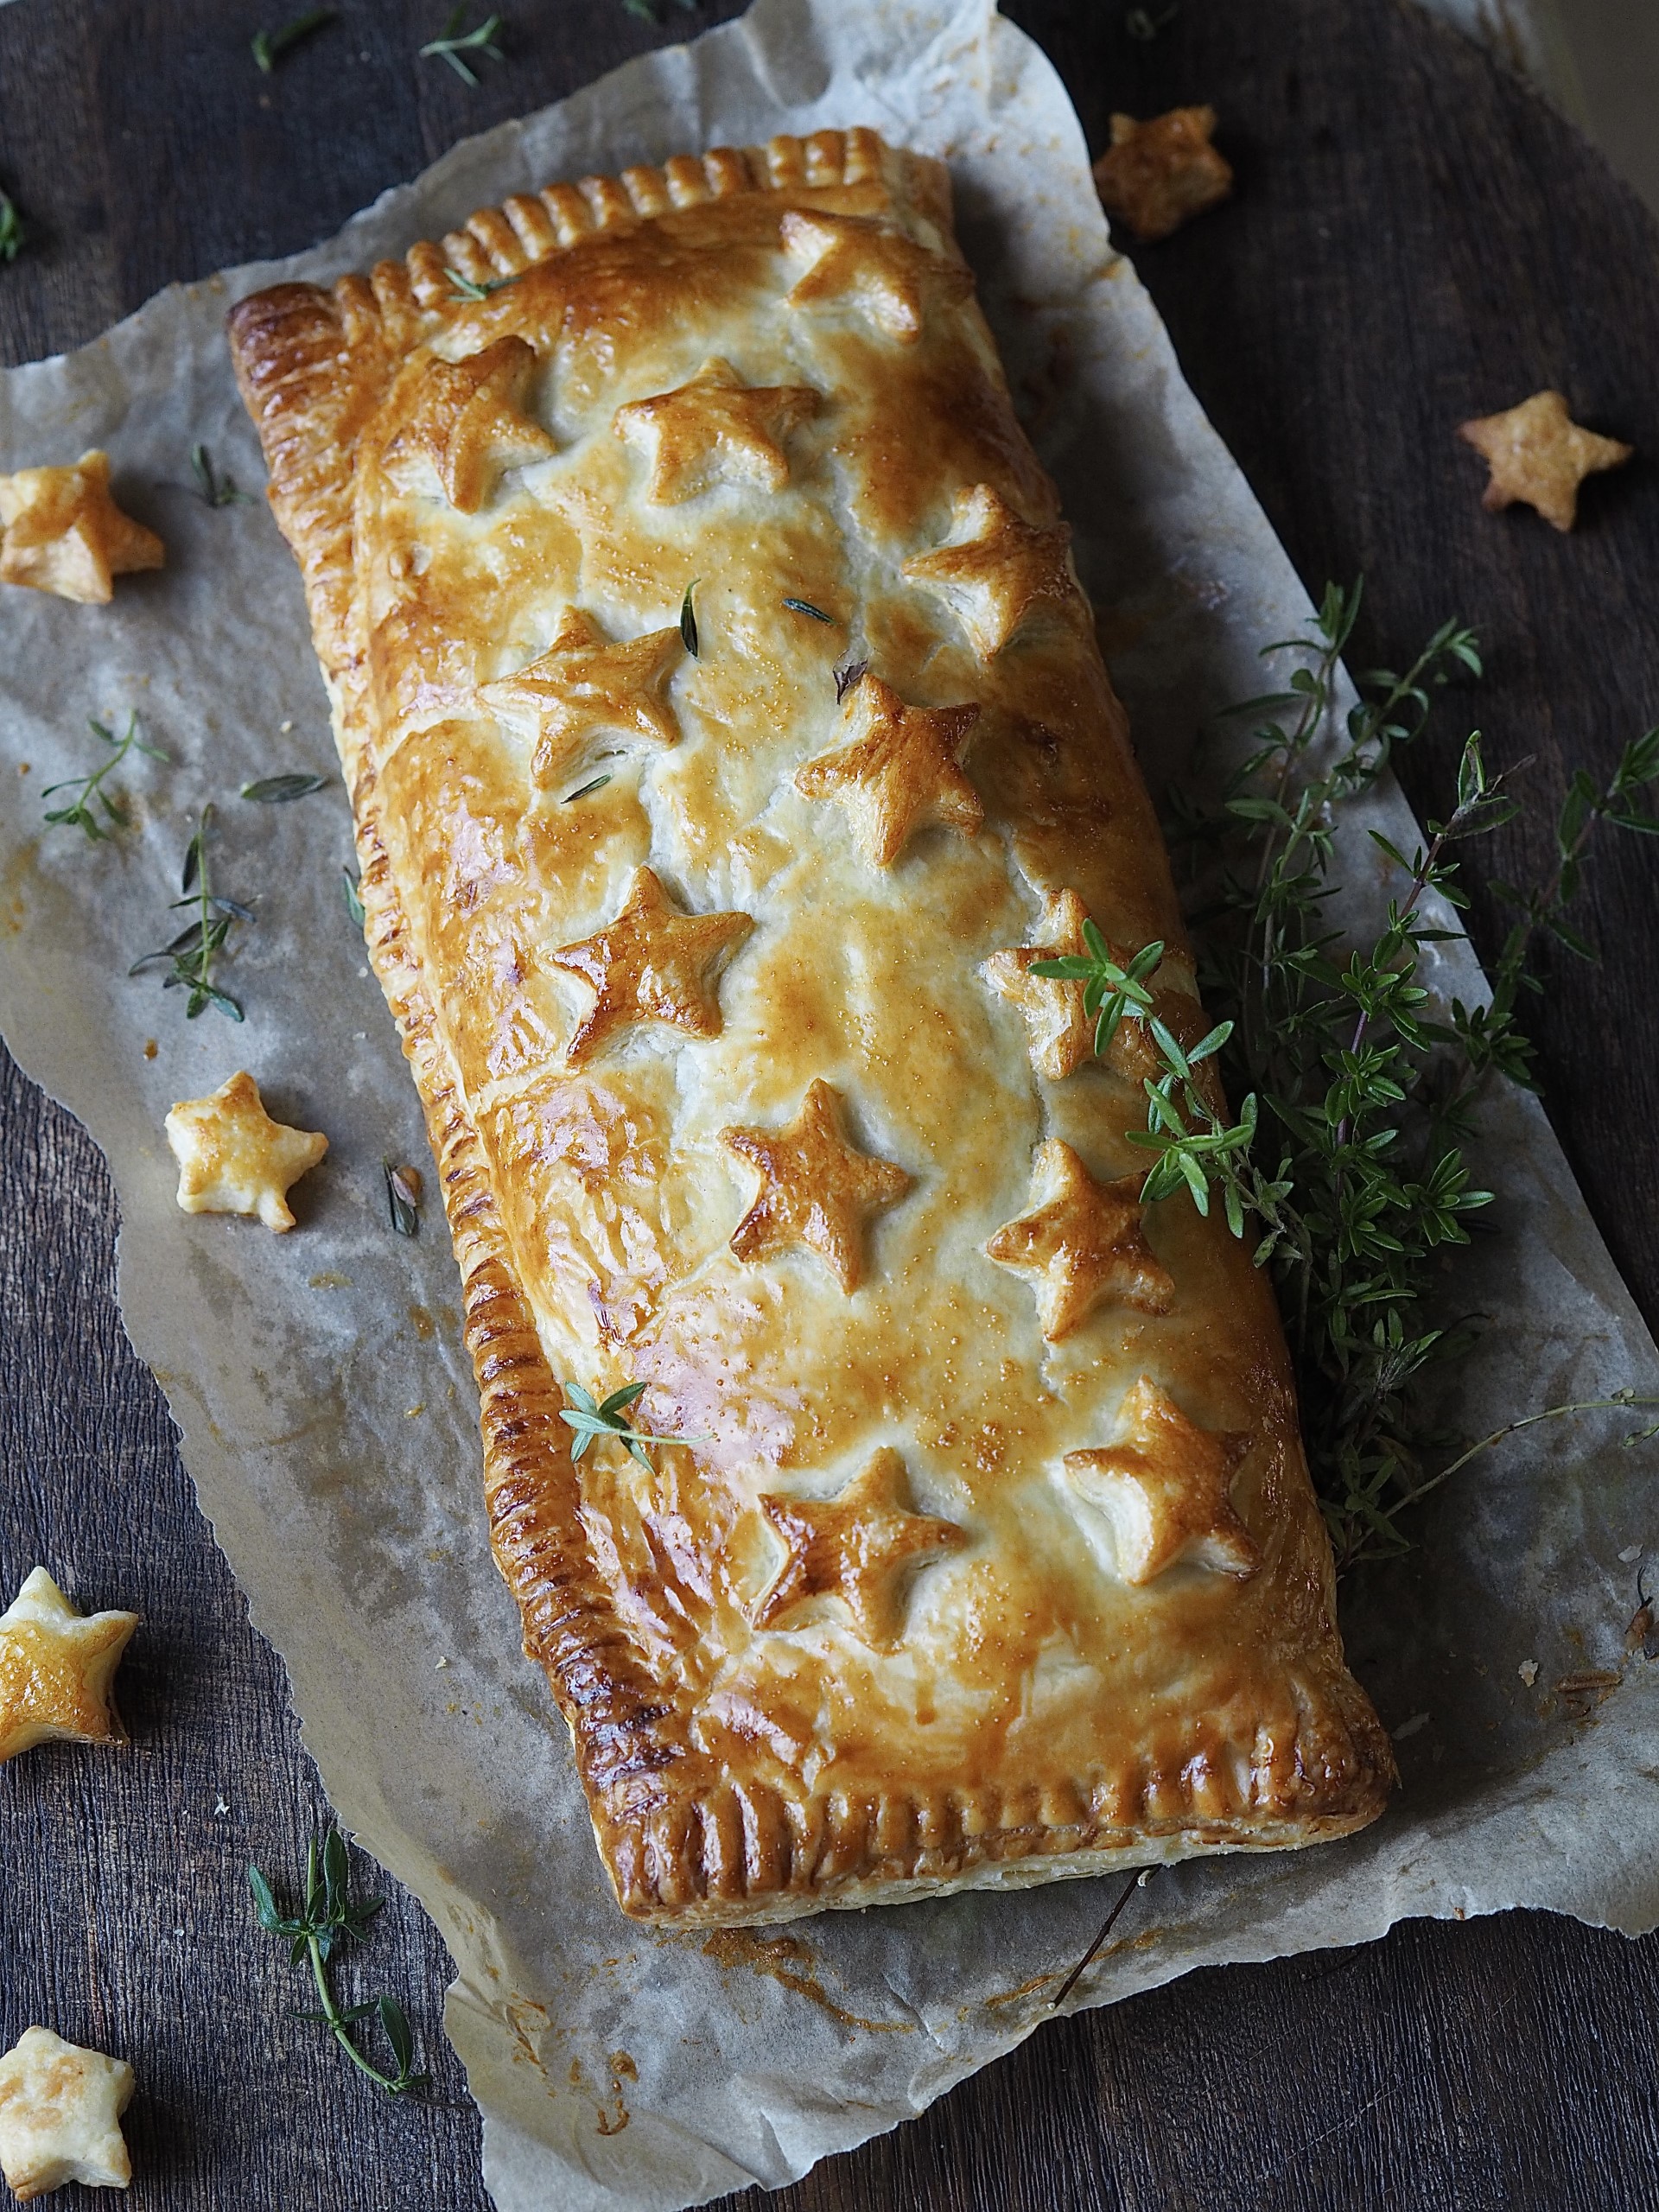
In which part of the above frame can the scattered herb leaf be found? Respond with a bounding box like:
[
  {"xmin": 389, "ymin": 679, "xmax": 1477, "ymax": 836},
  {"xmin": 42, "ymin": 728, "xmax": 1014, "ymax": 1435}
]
[
  {"xmin": 241, "ymin": 772, "xmax": 330, "ymax": 804},
  {"xmin": 190, "ymin": 444, "xmax": 257, "ymax": 509},
  {"xmin": 342, "ymin": 867, "xmax": 366, "ymax": 927},
  {"xmin": 384, "ymin": 1160, "xmax": 423, "ymax": 1238},
  {"xmin": 0, "ymin": 190, "xmax": 24, "ymax": 264},
  {"xmin": 419, "ymin": 5, "xmax": 505, "ymax": 84},
  {"xmin": 834, "ymin": 658, "xmax": 870, "ymax": 705},
  {"xmin": 679, "ymin": 580, "xmax": 700, "ymax": 658},
  {"xmin": 1123, "ymin": 3, "xmax": 1178, "ymax": 40},
  {"xmin": 130, "ymin": 804, "xmax": 249, "ymax": 1021},
  {"xmin": 248, "ymin": 1830, "xmax": 424, "ymax": 2096},
  {"xmin": 251, "ymin": 8, "xmax": 336, "ymax": 73},
  {"xmin": 41, "ymin": 713, "xmax": 168, "ymax": 842},
  {"xmin": 443, "ymin": 265, "xmax": 519, "ymax": 302},
  {"xmin": 782, "ymin": 597, "xmax": 836, "ymax": 625},
  {"xmin": 558, "ymin": 1380, "xmax": 703, "ymax": 1469},
  {"xmin": 563, "ymin": 772, "xmax": 613, "ymax": 804}
]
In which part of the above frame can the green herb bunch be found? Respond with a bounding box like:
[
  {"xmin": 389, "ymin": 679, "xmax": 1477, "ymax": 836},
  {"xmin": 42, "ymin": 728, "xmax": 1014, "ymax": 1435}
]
[
  {"xmin": 249, "ymin": 1828, "xmax": 423, "ymax": 2097},
  {"xmin": 1039, "ymin": 581, "xmax": 1659, "ymax": 1566}
]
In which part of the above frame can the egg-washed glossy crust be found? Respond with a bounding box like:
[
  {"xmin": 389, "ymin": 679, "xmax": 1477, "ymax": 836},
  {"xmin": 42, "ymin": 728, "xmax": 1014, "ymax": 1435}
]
[{"xmin": 228, "ymin": 127, "xmax": 1394, "ymax": 1924}]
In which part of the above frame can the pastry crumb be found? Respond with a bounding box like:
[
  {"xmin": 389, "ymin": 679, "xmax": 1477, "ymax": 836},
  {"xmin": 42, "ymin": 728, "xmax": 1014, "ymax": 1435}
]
[
  {"xmin": 143, "ymin": 1039, "xmax": 157, "ymax": 1061},
  {"xmin": 1392, "ymin": 1712, "xmax": 1431, "ymax": 1740},
  {"xmin": 1618, "ymin": 1543, "xmax": 1643, "ymax": 1563},
  {"xmin": 1092, "ymin": 106, "xmax": 1233, "ymax": 244},
  {"xmin": 1518, "ymin": 1660, "xmax": 1539, "ymax": 1686}
]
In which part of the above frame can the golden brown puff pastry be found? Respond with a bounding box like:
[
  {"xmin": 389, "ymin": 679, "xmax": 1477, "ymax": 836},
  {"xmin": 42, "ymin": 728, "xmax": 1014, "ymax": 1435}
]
[{"xmin": 228, "ymin": 127, "xmax": 1394, "ymax": 1924}]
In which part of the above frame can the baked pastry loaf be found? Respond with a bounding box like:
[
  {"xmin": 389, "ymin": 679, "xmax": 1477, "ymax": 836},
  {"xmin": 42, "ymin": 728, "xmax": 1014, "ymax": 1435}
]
[{"xmin": 228, "ymin": 127, "xmax": 1394, "ymax": 1924}]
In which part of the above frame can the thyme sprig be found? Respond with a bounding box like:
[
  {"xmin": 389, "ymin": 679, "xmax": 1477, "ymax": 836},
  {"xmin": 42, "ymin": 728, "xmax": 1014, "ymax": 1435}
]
[
  {"xmin": 251, "ymin": 8, "xmax": 336, "ymax": 72},
  {"xmin": 420, "ymin": 5, "xmax": 505, "ymax": 84},
  {"xmin": 0, "ymin": 190, "xmax": 23, "ymax": 264},
  {"xmin": 130, "ymin": 805, "xmax": 251, "ymax": 1021},
  {"xmin": 248, "ymin": 1829, "xmax": 424, "ymax": 2097},
  {"xmin": 41, "ymin": 713, "xmax": 168, "ymax": 842},
  {"xmin": 190, "ymin": 444, "xmax": 256, "ymax": 508},
  {"xmin": 559, "ymin": 1381, "xmax": 702, "ymax": 1469},
  {"xmin": 1039, "ymin": 582, "xmax": 1659, "ymax": 1566}
]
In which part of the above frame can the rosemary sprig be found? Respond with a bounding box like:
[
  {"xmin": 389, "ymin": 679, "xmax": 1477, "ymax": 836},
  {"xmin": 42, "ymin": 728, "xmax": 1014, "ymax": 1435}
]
[
  {"xmin": 384, "ymin": 1160, "xmax": 422, "ymax": 1238},
  {"xmin": 420, "ymin": 5, "xmax": 505, "ymax": 84},
  {"xmin": 248, "ymin": 1830, "xmax": 424, "ymax": 2097},
  {"xmin": 41, "ymin": 713, "xmax": 168, "ymax": 842},
  {"xmin": 1039, "ymin": 582, "xmax": 1659, "ymax": 1567},
  {"xmin": 129, "ymin": 805, "xmax": 251, "ymax": 1022},
  {"xmin": 241, "ymin": 772, "xmax": 330, "ymax": 804},
  {"xmin": 558, "ymin": 1381, "xmax": 699, "ymax": 1470},
  {"xmin": 563, "ymin": 772, "xmax": 613, "ymax": 804},
  {"xmin": 0, "ymin": 190, "xmax": 23, "ymax": 264},
  {"xmin": 190, "ymin": 444, "xmax": 257, "ymax": 509},
  {"xmin": 252, "ymin": 8, "xmax": 336, "ymax": 73},
  {"xmin": 679, "ymin": 580, "xmax": 700, "ymax": 658},
  {"xmin": 783, "ymin": 597, "xmax": 836, "ymax": 625},
  {"xmin": 444, "ymin": 266, "xmax": 520, "ymax": 302}
]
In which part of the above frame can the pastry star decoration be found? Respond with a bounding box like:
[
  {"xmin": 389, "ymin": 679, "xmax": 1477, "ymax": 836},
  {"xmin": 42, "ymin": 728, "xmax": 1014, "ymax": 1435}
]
[
  {"xmin": 548, "ymin": 865, "xmax": 753, "ymax": 1064},
  {"xmin": 0, "ymin": 2027, "xmax": 135, "ymax": 2202},
  {"xmin": 753, "ymin": 1448, "xmax": 966, "ymax": 1649},
  {"xmin": 164, "ymin": 1071, "xmax": 328, "ymax": 1233},
  {"xmin": 723, "ymin": 1078, "xmax": 912, "ymax": 1294},
  {"xmin": 613, "ymin": 357, "xmax": 819, "ymax": 504},
  {"xmin": 904, "ymin": 484, "xmax": 1081, "ymax": 659},
  {"xmin": 780, "ymin": 209, "xmax": 973, "ymax": 346},
  {"xmin": 480, "ymin": 608, "xmax": 684, "ymax": 789},
  {"xmin": 986, "ymin": 1141, "xmax": 1173, "ymax": 1341},
  {"xmin": 383, "ymin": 335, "xmax": 557, "ymax": 513},
  {"xmin": 0, "ymin": 1568, "xmax": 139, "ymax": 1764},
  {"xmin": 1064, "ymin": 1376, "xmax": 1257, "ymax": 1586},
  {"xmin": 980, "ymin": 887, "xmax": 1093, "ymax": 1081},
  {"xmin": 0, "ymin": 448, "xmax": 164, "ymax": 605},
  {"xmin": 795, "ymin": 672, "xmax": 982, "ymax": 868},
  {"xmin": 1458, "ymin": 390, "xmax": 1633, "ymax": 532}
]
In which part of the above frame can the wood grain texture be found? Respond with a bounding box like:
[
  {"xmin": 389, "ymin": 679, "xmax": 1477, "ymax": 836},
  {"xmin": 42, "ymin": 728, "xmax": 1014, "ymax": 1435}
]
[{"xmin": 2, "ymin": 3, "xmax": 1658, "ymax": 2207}]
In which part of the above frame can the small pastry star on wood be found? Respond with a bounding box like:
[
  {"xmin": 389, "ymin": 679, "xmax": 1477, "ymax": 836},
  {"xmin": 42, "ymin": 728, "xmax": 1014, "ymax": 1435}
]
[
  {"xmin": 1458, "ymin": 390, "xmax": 1633, "ymax": 532},
  {"xmin": 904, "ymin": 484, "xmax": 1081, "ymax": 658},
  {"xmin": 986, "ymin": 1141, "xmax": 1173, "ymax": 1341},
  {"xmin": 1091, "ymin": 106, "xmax": 1235, "ymax": 245},
  {"xmin": 753, "ymin": 1448, "xmax": 966, "ymax": 1649},
  {"xmin": 723, "ymin": 1078, "xmax": 912, "ymax": 1294},
  {"xmin": 547, "ymin": 865, "xmax": 753, "ymax": 1063},
  {"xmin": 980, "ymin": 887, "xmax": 1093, "ymax": 1081},
  {"xmin": 613, "ymin": 356, "xmax": 819, "ymax": 503},
  {"xmin": 0, "ymin": 1569, "xmax": 139, "ymax": 1764},
  {"xmin": 383, "ymin": 336, "xmax": 557, "ymax": 513},
  {"xmin": 0, "ymin": 449, "xmax": 164, "ymax": 605},
  {"xmin": 0, "ymin": 2026, "xmax": 135, "ymax": 2202},
  {"xmin": 480, "ymin": 608, "xmax": 684, "ymax": 789},
  {"xmin": 164, "ymin": 1071, "xmax": 327, "ymax": 1233},
  {"xmin": 1064, "ymin": 1376, "xmax": 1257, "ymax": 1586},
  {"xmin": 795, "ymin": 671, "xmax": 982, "ymax": 868},
  {"xmin": 780, "ymin": 209, "xmax": 973, "ymax": 345}
]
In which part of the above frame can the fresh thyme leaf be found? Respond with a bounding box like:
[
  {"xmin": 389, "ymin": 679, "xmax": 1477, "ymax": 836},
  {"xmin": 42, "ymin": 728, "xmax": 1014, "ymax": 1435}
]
[
  {"xmin": 835, "ymin": 658, "xmax": 870, "ymax": 704},
  {"xmin": 0, "ymin": 189, "xmax": 24, "ymax": 264},
  {"xmin": 189, "ymin": 443, "xmax": 257, "ymax": 508},
  {"xmin": 342, "ymin": 867, "xmax": 366, "ymax": 926},
  {"xmin": 558, "ymin": 1377, "xmax": 704, "ymax": 1469},
  {"xmin": 782, "ymin": 597, "xmax": 836, "ymax": 625},
  {"xmin": 1123, "ymin": 3, "xmax": 1178, "ymax": 38},
  {"xmin": 444, "ymin": 265, "xmax": 520, "ymax": 302},
  {"xmin": 241, "ymin": 772, "xmax": 330, "ymax": 804},
  {"xmin": 248, "ymin": 1831, "xmax": 425, "ymax": 2096},
  {"xmin": 252, "ymin": 7, "xmax": 336, "ymax": 72},
  {"xmin": 680, "ymin": 580, "xmax": 700, "ymax": 658},
  {"xmin": 563, "ymin": 772, "xmax": 613, "ymax": 804},
  {"xmin": 130, "ymin": 804, "xmax": 248, "ymax": 1021},
  {"xmin": 419, "ymin": 5, "xmax": 505, "ymax": 85},
  {"xmin": 41, "ymin": 713, "xmax": 169, "ymax": 842},
  {"xmin": 384, "ymin": 1160, "xmax": 423, "ymax": 1238}
]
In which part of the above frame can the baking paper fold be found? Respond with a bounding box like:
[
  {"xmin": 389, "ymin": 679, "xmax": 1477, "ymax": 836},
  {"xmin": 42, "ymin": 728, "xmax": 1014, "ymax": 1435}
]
[{"xmin": 2, "ymin": 3, "xmax": 1657, "ymax": 2206}]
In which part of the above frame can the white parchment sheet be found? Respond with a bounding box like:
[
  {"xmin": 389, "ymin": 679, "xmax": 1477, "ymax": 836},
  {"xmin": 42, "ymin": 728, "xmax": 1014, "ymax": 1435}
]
[{"xmin": 3, "ymin": 4, "xmax": 1658, "ymax": 2206}]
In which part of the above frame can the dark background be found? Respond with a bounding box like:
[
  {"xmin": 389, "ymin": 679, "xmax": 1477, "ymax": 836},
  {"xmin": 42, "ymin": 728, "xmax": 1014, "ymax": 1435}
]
[{"xmin": 3, "ymin": 1, "xmax": 1659, "ymax": 2205}]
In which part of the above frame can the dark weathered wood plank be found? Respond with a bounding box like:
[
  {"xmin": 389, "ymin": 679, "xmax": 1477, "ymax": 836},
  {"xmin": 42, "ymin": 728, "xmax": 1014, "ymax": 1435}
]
[{"xmin": 3, "ymin": 3, "xmax": 1659, "ymax": 2209}]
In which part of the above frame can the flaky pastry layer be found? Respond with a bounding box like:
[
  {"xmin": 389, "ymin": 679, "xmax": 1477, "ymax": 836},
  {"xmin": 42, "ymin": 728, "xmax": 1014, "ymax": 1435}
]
[{"xmin": 229, "ymin": 127, "xmax": 1394, "ymax": 1924}]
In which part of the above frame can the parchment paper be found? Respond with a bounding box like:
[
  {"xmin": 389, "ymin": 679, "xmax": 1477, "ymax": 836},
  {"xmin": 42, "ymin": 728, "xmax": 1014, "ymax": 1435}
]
[{"xmin": 3, "ymin": 4, "xmax": 1658, "ymax": 2206}]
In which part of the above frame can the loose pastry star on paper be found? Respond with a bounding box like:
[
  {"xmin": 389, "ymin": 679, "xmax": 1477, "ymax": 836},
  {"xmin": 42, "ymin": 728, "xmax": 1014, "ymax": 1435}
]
[
  {"xmin": 548, "ymin": 866, "xmax": 753, "ymax": 1063},
  {"xmin": 383, "ymin": 335, "xmax": 557, "ymax": 513},
  {"xmin": 164, "ymin": 1071, "xmax": 327, "ymax": 1232},
  {"xmin": 1458, "ymin": 390, "xmax": 1633, "ymax": 531},
  {"xmin": 0, "ymin": 449, "xmax": 164, "ymax": 605},
  {"xmin": 723, "ymin": 1078, "xmax": 912, "ymax": 1294},
  {"xmin": 780, "ymin": 209, "xmax": 972, "ymax": 344},
  {"xmin": 987, "ymin": 1141, "xmax": 1173, "ymax": 1341},
  {"xmin": 1064, "ymin": 1376, "xmax": 1256, "ymax": 1586},
  {"xmin": 0, "ymin": 2027, "xmax": 135, "ymax": 2202},
  {"xmin": 796, "ymin": 671, "xmax": 982, "ymax": 868},
  {"xmin": 613, "ymin": 357, "xmax": 818, "ymax": 503},
  {"xmin": 480, "ymin": 608, "xmax": 683, "ymax": 788},
  {"xmin": 753, "ymin": 1448, "xmax": 965, "ymax": 1649},
  {"xmin": 0, "ymin": 1569, "xmax": 138, "ymax": 1764},
  {"xmin": 905, "ymin": 484, "xmax": 1080, "ymax": 658}
]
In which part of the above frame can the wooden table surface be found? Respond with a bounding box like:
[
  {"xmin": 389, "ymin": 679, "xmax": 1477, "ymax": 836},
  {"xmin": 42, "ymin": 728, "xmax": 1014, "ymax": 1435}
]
[{"xmin": 4, "ymin": 2, "xmax": 1659, "ymax": 2205}]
